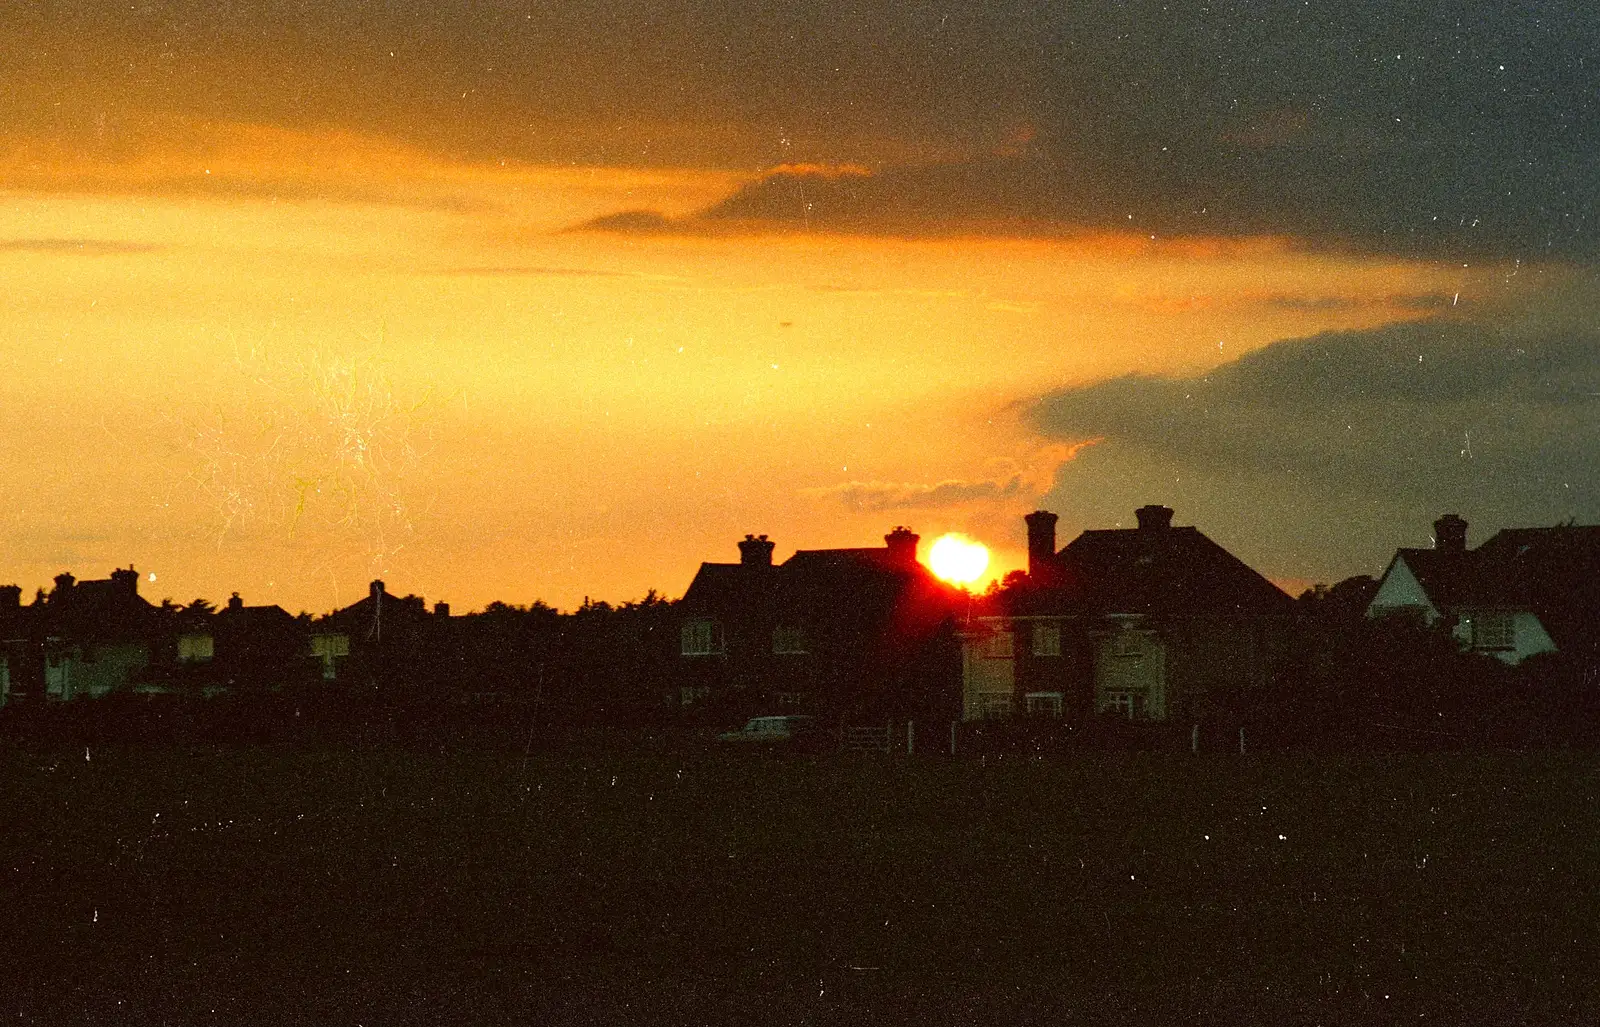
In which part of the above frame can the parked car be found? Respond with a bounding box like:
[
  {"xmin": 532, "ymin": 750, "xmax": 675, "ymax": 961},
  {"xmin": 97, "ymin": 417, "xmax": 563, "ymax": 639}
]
[{"xmin": 717, "ymin": 715, "xmax": 828, "ymax": 751}]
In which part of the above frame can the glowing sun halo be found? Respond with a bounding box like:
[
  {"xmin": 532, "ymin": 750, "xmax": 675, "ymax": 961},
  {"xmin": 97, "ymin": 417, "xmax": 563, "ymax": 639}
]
[{"xmin": 927, "ymin": 533, "xmax": 990, "ymax": 587}]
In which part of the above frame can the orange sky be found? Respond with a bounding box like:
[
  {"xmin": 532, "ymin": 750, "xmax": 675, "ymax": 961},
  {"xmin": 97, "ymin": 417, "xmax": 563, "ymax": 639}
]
[{"xmin": 0, "ymin": 122, "xmax": 1511, "ymax": 612}]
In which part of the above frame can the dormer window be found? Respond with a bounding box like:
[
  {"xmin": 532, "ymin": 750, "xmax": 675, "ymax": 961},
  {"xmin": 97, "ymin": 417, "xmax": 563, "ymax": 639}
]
[{"xmin": 1470, "ymin": 612, "xmax": 1515, "ymax": 651}]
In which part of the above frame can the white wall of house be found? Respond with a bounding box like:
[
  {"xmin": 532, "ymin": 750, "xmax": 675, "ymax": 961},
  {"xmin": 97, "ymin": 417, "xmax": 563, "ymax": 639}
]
[
  {"xmin": 1095, "ymin": 623, "xmax": 1166, "ymax": 720},
  {"xmin": 961, "ymin": 622, "xmax": 1014, "ymax": 720},
  {"xmin": 1367, "ymin": 556, "xmax": 1441, "ymax": 622},
  {"xmin": 45, "ymin": 642, "xmax": 149, "ymax": 700},
  {"xmin": 1453, "ymin": 610, "xmax": 1558, "ymax": 665}
]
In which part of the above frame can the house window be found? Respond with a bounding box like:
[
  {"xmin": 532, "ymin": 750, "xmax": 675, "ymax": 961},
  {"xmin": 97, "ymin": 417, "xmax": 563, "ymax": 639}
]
[
  {"xmin": 177, "ymin": 634, "xmax": 214, "ymax": 663},
  {"xmin": 310, "ymin": 634, "xmax": 350, "ymax": 681},
  {"xmin": 1025, "ymin": 691, "xmax": 1063, "ymax": 718},
  {"xmin": 681, "ymin": 620, "xmax": 724, "ymax": 656},
  {"xmin": 1471, "ymin": 612, "xmax": 1515, "ymax": 651},
  {"xmin": 981, "ymin": 631, "xmax": 1014, "ymax": 659},
  {"xmin": 773, "ymin": 624, "xmax": 808, "ymax": 654},
  {"xmin": 679, "ymin": 685, "xmax": 711, "ymax": 706},
  {"xmin": 1031, "ymin": 623, "xmax": 1061, "ymax": 657},
  {"xmin": 978, "ymin": 691, "xmax": 1014, "ymax": 719},
  {"xmin": 1101, "ymin": 690, "xmax": 1148, "ymax": 719},
  {"xmin": 1112, "ymin": 629, "xmax": 1144, "ymax": 658}
]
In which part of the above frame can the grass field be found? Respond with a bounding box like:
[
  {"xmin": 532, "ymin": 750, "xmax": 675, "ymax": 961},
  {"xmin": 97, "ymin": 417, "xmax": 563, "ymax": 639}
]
[{"xmin": 3, "ymin": 744, "xmax": 1597, "ymax": 1025}]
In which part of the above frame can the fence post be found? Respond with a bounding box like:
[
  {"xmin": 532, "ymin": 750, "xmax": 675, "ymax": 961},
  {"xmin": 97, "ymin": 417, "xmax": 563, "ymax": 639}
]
[
  {"xmin": 1191, "ymin": 723, "xmax": 1199, "ymax": 754},
  {"xmin": 950, "ymin": 720, "xmax": 958, "ymax": 756},
  {"xmin": 907, "ymin": 720, "xmax": 915, "ymax": 756},
  {"xmin": 1238, "ymin": 726, "xmax": 1246, "ymax": 756}
]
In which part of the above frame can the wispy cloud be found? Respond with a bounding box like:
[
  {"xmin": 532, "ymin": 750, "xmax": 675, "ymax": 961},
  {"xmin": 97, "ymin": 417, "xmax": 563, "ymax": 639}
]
[
  {"xmin": 804, "ymin": 441, "xmax": 1098, "ymax": 513},
  {"xmin": 805, "ymin": 475, "xmax": 1028, "ymax": 512},
  {"xmin": 0, "ymin": 238, "xmax": 160, "ymax": 255}
]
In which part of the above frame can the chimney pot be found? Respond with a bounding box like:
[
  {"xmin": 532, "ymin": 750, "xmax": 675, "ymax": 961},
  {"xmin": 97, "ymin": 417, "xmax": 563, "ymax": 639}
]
[
  {"xmin": 1024, "ymin": 510, "xmax": 1059, "ymax": 582},
  {"xmin": 370, "ymin": 580, "xmax": 385, "ymax": 600},
  {"xmin": 109, "ymin": 567, "xmax": 140, "ymax": 597},
  {"xmin": 738, "ymin": 534, "xmax": 776, "ymax": 566},
  {"xmin": 884, "ymin": 526, "xmax": 920, "ymax": 568},
  {"xmin": 1433, "ymin": 514, "xmax": 1468, "ymax": 554},
  {"xmin": 1135, "ymin": 505, "xmax": 1175, "ymax": 531}
]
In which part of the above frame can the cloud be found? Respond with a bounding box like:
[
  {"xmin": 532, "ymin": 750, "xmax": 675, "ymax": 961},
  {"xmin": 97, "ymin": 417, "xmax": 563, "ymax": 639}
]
[
  {"xmin": 572, "ymin": 210, "xmax": 680, "ymax": 234},
  {"xmin": 570, "ymin": 139, "xmax": 1600, "ymax": 258},
  {"xmin": 8, "ymin": 3, "xmax": 1598, "ymax": 259},
  {"xmin": 0, "ymin": 238, "xmax": 160, "ymax": 255},
  {"xmin": 804, "ymin": 441, "xmax": 1098, "ymax": 513},
  {"xmin": 805, "ymin": 475, "xmax": 1028, "ymax": 513},
  {"xmin": 1026, "ymin": 303, "xmax": 1600, "ymax": 580}
]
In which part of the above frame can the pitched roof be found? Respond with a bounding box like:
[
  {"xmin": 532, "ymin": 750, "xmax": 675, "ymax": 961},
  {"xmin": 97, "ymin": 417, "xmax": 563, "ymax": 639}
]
[
  {"xmin": 44, "ymin": 572, "xmax": 159, "ymax": 640},
  {"xmin": 680, "ymin": 562, "xmax": 779, "ymax": 613},
  {"xmin": 1386, "ymin": 547, "xmax": 1478, "ymax": 610},
  {"xmin": 1458, "ymin": 525, "xmax": 1600, "ymax": 649},
  {"xmin": 1057, "ymin": 524, "xmax": 1292, "ymax": 617},
  {"xmin": 679, "ymin": 543, "xmax": 961, "ymax": 649},
  {"xmin": 325, "ymin": 582, "xmax": 432, "ymax": 641},
  {"xmin": 216, "ymin": 601, "xmax": 301, "ymax": 635}
]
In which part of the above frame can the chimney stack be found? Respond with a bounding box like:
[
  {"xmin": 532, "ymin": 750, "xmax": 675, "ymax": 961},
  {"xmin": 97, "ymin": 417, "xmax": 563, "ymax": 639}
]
[
  {"xmin": 434, "ymin": 601, "xmax": 451, "ymax": 617},
  {"xmin": 884, "ymin": 526, "xmax": 920, "ymax": 569},
  {"xmin": 110, "ymin": 566, "xmax": 140, "ymax": 597},
  {"xmin": 51, "ymin": 572, "xmax": 76, "ymax": 600},
  {"xmin": 738, "ymin": 534, "xmax": 775, "ymax": 566},
  {"xmin": 1024, "ymin": 510, "xmax": 1059, "ymax": 582},
  {"xmin": 1135, "ymin": 505, "xmax": 1175, "ymax": 531},
  {"xmin": 1433, "ymin": 514, "xmax": 1468, "ymax": 554},
  {"xmin": 369, "ymin": 580, "xmax": 385, "ymax": 600},
  {"xmin": 228, "ymin": 592, "xmax": 244, "ymax": 611}
]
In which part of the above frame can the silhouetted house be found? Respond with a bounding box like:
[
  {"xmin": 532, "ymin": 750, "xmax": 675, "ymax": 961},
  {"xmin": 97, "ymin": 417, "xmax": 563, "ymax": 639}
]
[
  {"xmin": 678, "ymin": 528, "xmax": 963, "ymax": 719},
  {"xmin": 0, "ymin": 584, "xmax": 25, "ymax": 705},
  {"xmin": 319, "ymin": 580, "xmax": 454, "ymax": 688},
  {"xmin": 28, "ymin": 568, "xmax": 161, "ymax": 700},
  {"xmin": 1368, "ymin": 514, "xmax": 1600, "ymax": 667},
  {"xmin": 963, "ymin": 506, "xmax": 1295, "ymax": 723},
  {"xmin": 142, "ymin": 593, "xmax": 311, "ymax": 696}
]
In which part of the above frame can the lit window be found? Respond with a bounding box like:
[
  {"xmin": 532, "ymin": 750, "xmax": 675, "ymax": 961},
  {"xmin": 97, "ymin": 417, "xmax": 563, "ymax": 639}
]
[
  {"xmin": 681, "ymin": 620, "xmax": 724, "ymax": 656},
  {"xmin": 311, "ymin": 634, "xmax": 350, "ymax": 658},
  {"xmin": 773, "ymin": 624, "xmax": 808, "ymax": 654},
  {"xmin": 177, "ymin": 634, "xmax": 214, "ymax": 663},
  {"xmin": 1471, "ymin": 612, "xmax": 1515, "ymax": 651},
  {"xmin": 680, "ymin": 685, "xmax": 710, "ymax": 706},
  {"xmin": 1025, "ymin": 691, "xmax": 1063, "ymax": 718}
]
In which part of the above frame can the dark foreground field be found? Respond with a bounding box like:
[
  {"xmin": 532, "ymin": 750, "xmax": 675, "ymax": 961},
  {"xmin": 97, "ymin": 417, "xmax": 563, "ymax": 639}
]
[{"xmin": 3, "ymin": 745, "xmax": 1596, "ymax": 1026}]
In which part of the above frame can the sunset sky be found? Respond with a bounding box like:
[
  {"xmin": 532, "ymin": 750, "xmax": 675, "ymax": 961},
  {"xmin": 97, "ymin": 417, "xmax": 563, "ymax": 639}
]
[{"xmin": 3, "ymin": 1, "xmax": 1596, "ymax": 613}]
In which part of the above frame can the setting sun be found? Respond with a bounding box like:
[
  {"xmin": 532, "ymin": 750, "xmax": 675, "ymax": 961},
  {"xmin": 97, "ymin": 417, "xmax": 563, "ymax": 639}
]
[{"xmin": 926, "ymin": 533, "xmax": 990, "ymax": 587}]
